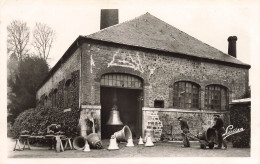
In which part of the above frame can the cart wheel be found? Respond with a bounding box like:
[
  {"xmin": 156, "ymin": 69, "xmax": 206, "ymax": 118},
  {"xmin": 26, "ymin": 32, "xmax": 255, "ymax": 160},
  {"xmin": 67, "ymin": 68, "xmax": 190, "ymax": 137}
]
[
  {"xmin": 200, "ymin": 144, "xmax": 206, "ymax": 149},
  {"xmin": 208, "ymin": 143, "xmax": 214, "ymax": 149}
]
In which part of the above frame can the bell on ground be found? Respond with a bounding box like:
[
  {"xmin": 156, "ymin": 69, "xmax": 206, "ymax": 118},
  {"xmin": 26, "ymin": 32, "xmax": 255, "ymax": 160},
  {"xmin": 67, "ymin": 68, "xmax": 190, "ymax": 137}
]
[
  {"xmin": 108, "ymin": 135, "xmax": 119, "ymax": 150},
  {"xmin": 113, "ymin": 125, "xmax": 132, "ymax": 142},
  {"xmin": 86, "ymin": 133, "xmax": 103, "ymax": 149},
  {"xmin": 83, "ymin": 142, "xmax": 90, "ymax": 152},
  {"xmin": 73, "ymin": 136, "xmax": 87, "ymax": 150},
  {"xmin": 145, "ymin": 136, "xmax": 154, "ymax": 147},
  {"xmin": 138, "ymin": 136, "xmax": 144, "ymax": 145},
  {"xmin": 126, "ymin": 137, "xmax": 134, "ymax": 147},
  {"xmin": 106, "ymin": 109, "xmax": 123, "ymax": 125},
  {"xmin": 144, "ymin": 129, "xmax": 156, "ymax": 143}
]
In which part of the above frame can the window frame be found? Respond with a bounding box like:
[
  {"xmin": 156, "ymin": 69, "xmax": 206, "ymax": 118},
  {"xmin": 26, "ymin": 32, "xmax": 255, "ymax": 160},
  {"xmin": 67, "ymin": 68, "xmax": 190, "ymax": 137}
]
[
  {"xmin": 64, "ymin": 79, "xmax": 72, "ymax": 108},
  {"xmin": 204, "ymin": 84, "xmax": 228, "ymax": 111},
  {"xmin": 173, "ymin": 81, "xmax": 200, "ymax": 110},
  {"xmin": 52, "ymin": 89, "xmax": 58, "ymax": 108},
  {"xmin": 100, "ymin": 73, "xmax": 143, "ymax": 89}
]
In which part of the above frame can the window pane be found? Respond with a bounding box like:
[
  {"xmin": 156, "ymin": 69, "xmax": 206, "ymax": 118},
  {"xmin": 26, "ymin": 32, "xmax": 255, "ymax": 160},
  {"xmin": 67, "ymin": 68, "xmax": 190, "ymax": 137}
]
[
  {"xmin": 101, "ymin": 78, "xmax": 104, "ymax": 85},
  {"xmin": 205, "ymin": 85, "xmax": 227, "ymax": 111},
  {"xmin": 173, "ymin": 81, "xmax": 199, "ymax": 109}
]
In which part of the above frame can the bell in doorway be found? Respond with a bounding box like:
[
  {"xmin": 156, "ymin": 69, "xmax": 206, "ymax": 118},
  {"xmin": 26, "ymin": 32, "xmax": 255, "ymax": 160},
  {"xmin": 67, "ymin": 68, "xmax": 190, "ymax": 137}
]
[{"xmin": 106, "ymin": 105, "xmax": 123, "ymax": 125}]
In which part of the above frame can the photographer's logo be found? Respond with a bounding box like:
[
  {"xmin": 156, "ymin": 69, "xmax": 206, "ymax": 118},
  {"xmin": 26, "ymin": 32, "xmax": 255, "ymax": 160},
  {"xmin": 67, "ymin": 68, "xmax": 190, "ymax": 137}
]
[{"xmin": 223, "ymin": 125, "xmax": 245, "ymax": 140}]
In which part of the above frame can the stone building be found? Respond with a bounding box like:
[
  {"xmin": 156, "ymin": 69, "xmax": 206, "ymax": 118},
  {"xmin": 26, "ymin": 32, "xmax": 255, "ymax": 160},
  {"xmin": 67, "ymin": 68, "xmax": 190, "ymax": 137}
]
[{"xmin": 36, "ymin": 10, "xmax": 250, "ymax": 140}]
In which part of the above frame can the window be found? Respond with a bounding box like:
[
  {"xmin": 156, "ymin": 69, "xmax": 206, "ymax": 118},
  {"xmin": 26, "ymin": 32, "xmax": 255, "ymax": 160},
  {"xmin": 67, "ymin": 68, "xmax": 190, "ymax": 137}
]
[
  {"xmin": 48, "ymin": 92, "xmax": 52, "ymax": 107},
  {"xmin": 154, "ymin": 100, "xmax": 164, "ymax": 108},
  {"xmin": 44, "ymin": 96, "xmax": 48, "ymax": 106},
  {"xmin": 100, "ymin": 73, "xmax": 142, "ymax": 89},
  {"xmin": 53, "ymin": 89, "xmax": 58, "ymax": 107},
  {"xmin": 173, "ymin": 81, "xmax": 200, "ymax": 109},
  {"xmin": 204, "ymin": 85, "xmax": 228, "ymax": 111},
  {"xmin": 64, "ymin": 79, "xmax": 72, "ymax": 108}
]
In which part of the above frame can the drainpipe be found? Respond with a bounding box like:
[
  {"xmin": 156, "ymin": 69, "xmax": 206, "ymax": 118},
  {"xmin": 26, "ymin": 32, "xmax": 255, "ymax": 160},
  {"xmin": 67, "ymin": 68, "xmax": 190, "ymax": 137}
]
[{"xmin": 77, "ymin": 41, "xmax": 87, "ymax": 137}]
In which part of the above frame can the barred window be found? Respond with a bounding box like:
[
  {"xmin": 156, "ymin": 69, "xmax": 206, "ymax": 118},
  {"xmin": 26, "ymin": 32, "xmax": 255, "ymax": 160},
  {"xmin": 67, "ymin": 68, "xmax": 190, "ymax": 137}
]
[
  {"xmin": 173, "ymin": 81, "xmax": 200, "ymax": 109},
  {"xmin": 64, "ymin": 79, "xmax": 72, "ymax": 108},
  {"xmin": 100, "ymin": 73, "xmax": 142, "ymax": 89},
  {"xmin": 204, "ymin": 85, "xmax": 228, "ymax": 111}
]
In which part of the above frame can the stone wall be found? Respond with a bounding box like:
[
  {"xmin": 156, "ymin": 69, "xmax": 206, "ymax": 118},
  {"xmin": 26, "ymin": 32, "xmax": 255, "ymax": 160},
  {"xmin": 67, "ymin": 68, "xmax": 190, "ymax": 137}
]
[
  {"xmin": 79, "ymin": 42, "xmax": 246, "ymax": 139},
  {"xmin": 36, "ymin": 49, "xmax": 81, "ymax": 100},
  {"xmin": 79, "ymin": 105, "xmax": 101, "ymax": 138},
  {"xmin": 38, "ymin": 70, "xmax": 80, "ymax": 110},
  {"xmin": 142, "ymin": 110, "xmax": 163, "ymax": 141},
  {"xmin": 158, "ymin": 109, "xmax": 229, "ymax": 140},
  {"xmin": 37, "ymin": 40, "xmax": 249, "ymax": 139},
  {"xmin": 143, "ymin": 108, "xmax": 229, "ymax": 141},
  {"xmin": 81, "ymin": 42, "xmax": 249, "ymax": 107}
]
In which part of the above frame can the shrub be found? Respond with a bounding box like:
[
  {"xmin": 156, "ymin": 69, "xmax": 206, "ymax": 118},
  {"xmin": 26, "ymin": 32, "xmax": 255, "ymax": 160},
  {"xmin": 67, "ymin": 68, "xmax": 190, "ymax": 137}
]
[
  {"xmin": 230, "ymin": 103, "xmax": 250, "ymax": 148},
  {"xmin": 12, "ymin": 106, "xmax": 80, "ymax": 138}
]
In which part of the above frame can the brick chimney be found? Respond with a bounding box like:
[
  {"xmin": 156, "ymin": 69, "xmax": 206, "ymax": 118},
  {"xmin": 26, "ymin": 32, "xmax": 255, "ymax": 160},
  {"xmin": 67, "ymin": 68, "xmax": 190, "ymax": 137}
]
[
  {"xmin": 100, "ymin": 9, "xmax": 119, "ymax": 30},
  {"xmin": 228, "ymin": 36, "xmax": 237, "ymax": 58}
]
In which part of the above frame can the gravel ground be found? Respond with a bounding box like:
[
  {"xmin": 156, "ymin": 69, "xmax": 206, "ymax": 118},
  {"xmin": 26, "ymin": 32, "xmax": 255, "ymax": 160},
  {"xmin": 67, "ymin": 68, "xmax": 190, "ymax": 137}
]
[{"xmin": 8, "ymin": 138, "xmax": 250, "ymax": 158}]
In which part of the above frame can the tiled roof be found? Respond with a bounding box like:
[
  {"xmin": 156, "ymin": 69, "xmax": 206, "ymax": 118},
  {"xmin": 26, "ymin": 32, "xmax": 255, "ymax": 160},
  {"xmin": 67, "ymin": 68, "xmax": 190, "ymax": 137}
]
[{"xmin": 86, "ymin": 12, "xmax": 249, "ymax": 66}]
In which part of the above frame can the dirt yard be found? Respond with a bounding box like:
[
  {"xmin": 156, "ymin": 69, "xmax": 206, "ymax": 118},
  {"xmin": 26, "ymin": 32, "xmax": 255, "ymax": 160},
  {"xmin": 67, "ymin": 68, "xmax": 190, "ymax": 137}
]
[{"xmin": 8, "ymin": 138, "xmax": 250, "ymax": 158}]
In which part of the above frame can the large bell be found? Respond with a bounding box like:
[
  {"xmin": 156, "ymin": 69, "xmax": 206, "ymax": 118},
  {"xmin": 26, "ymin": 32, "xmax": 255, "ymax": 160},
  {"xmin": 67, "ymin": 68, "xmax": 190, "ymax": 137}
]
[
  {"xmin": 106, "ymin": 108, "xmax": 123, "ymax": 125},
  {"xmin": 107, "ymin": 89, "xmax": 123, "ymax": 125}
]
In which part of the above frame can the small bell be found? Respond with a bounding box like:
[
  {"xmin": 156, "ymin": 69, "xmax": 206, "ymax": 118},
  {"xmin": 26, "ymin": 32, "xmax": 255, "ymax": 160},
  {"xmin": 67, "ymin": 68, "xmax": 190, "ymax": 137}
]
[
  {"xmin": 83, "ymin": 142, "xmax": 90, "ymax": 152},
  {"xmin": 108, "ymin": 135, "xmax": 119, "ymax": 150},
  {"xmin": 138, "ymin": 136, "xmax": 144, "ymax": 145},
  {"xmin": 145, "ymin": 136, "xmax": 154, "ymax": 147},
  {"xmin": 144, "ymin": 129, "xmax": 156, "ymax": 143},
  {"xmin": 126, "ymin": 137, "xmax": 134, "ymax": 147}
]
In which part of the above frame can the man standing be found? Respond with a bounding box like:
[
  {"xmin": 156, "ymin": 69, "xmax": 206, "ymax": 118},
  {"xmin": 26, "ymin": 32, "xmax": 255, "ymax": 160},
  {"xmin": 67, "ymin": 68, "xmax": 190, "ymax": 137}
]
[
  {"xmin": 178, "ymin": 117, "xmax": 190, "ymax": 147},
  {"xmin": 212, "ymin": 115, "xmax": 227, "ymax": 149},
  {"xmin": 46, "ymin": 124, "xmax": 61, "ymax": 150}
]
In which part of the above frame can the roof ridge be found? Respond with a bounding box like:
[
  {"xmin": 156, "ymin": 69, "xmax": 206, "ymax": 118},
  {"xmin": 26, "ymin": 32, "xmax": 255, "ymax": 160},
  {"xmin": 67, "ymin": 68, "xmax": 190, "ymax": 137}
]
[
  {"xmin": 85, "ymin": 12, "xmax": 249, "ymax": 66},
  {"xmin": 86, "ymin": 12, "xmax": 150, "ymax": 37}
]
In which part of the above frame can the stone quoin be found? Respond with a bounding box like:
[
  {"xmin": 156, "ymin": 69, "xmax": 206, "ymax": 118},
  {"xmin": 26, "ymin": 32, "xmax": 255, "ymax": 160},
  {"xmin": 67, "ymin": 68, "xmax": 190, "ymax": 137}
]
[{"xmin": 36, "ymin": 10, "xmax": 250, "ymax": 141}]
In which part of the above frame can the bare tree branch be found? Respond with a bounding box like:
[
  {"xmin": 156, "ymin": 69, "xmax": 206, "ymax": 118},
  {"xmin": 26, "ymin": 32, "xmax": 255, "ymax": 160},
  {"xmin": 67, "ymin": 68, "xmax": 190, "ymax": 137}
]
[
  {"xmin": 32, "ymin": 22, "xmax": 55, "ymax": 61},
  {"xmin": 7, "ymin": 20, "xmax": 30, "ymax": 61}
]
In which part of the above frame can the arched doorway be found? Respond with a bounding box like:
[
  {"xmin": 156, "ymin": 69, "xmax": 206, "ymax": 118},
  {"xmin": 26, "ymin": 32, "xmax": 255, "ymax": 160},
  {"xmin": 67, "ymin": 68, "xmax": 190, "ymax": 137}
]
[{"xmin": 100, "ymin": 73, "xmax": 143, "ymax": 139}]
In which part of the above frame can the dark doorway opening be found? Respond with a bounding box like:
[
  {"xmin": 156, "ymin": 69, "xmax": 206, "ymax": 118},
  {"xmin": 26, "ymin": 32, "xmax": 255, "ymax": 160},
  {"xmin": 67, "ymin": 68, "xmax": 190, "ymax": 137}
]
[{"xmin": 101, "ymin": 87, "xmax": 142, "ymax": 139}]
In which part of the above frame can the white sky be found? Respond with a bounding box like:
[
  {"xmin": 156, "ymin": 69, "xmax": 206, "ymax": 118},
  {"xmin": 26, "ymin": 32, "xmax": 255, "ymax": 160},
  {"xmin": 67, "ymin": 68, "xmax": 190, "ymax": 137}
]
[
  {"xmin": 0, "ymin": 0, "xmax": 256, "ymax": 64},
  {"xmin": 0, "ymin": 0, "xmax": 259, "ymax": 83},
  {"xmin": 1, "ymin": 1, "xmax": 260, "ymax": 163}
]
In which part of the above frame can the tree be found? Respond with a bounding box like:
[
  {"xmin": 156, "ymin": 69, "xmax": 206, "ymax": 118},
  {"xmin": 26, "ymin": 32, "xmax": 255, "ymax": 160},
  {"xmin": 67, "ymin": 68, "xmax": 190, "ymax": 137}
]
[
  {"xmin": 7, "ymin": 56, "xmax": 49, "ymax": 123},
  {"xmin": 7, "ymin": 54, "xmax": 19, "ymax": 123},
  {"xmin": 7, "ymin": 20, "xmax": 30, "ymax": 60},
  {"xmin": 32, "ymin": 22, "xmax": 55, "ymax": 61}
]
